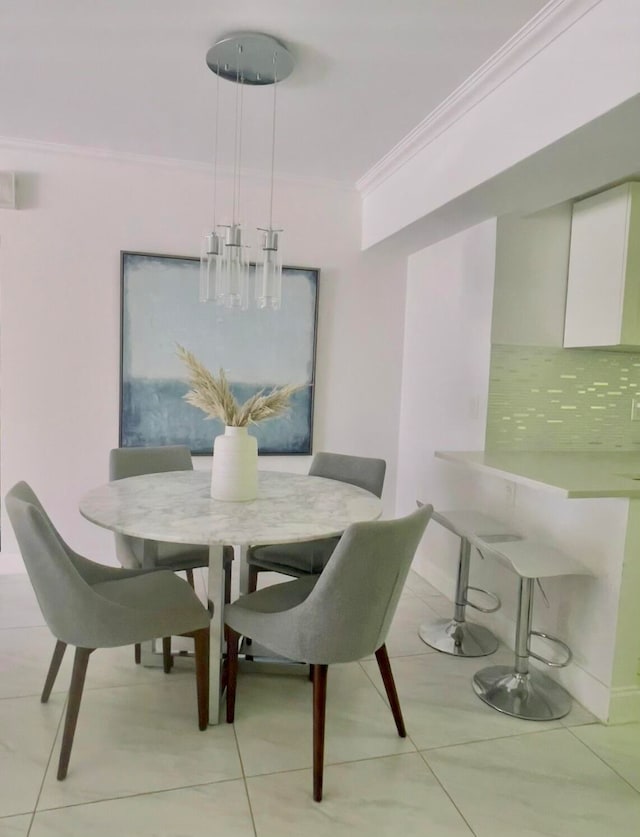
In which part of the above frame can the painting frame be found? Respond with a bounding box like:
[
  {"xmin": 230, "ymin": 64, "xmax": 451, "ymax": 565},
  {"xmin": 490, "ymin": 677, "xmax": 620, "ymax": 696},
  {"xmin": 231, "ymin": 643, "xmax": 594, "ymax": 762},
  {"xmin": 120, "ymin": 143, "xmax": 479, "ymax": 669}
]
[{"xmin": 119, "ymin": 250, "xmax": 319, "ymax": 456}]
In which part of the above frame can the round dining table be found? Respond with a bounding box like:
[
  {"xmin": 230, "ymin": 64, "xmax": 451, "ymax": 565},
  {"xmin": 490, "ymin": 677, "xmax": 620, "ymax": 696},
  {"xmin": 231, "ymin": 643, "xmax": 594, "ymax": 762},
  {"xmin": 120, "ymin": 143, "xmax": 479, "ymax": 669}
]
[{"xmin": 80, "ymin": 469, "xmax": 383, "ymax": 723}]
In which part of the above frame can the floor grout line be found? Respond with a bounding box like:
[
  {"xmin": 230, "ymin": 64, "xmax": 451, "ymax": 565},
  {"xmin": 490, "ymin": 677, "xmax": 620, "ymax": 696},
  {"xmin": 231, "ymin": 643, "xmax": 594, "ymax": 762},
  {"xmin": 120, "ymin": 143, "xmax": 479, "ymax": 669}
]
[
  {"xmin": 32, "ymin": 774, "xmax": 247, "ymax": 815},
  {"xmin": 27, "ymin": 692, "xmax": 68, "ymax": 835},
  {"xmin": 241, "ymin": 749, "xmax": 424, "ymax": 782},
  {"xmin": 24, "ymin": 748, "xmax": 469, "ymax": 813},
  {"xmin": 0, "ymin": 677, "xmax": 204, "ymax": 703},
  {"xmin": 414, "ymin": 722, "xmax": 571, "ymax": 753},
  {"xmin": 0, "ymin": 681, "xmax": 192, "ymax": 702},
  {"xmin": 405, "ymin": 591, "xmax": 450, "ymax": 608},
  {"xmin": 232, "ymin": 723, "xmax": 258, "ymax": 837},
  {"xmin": 565, "ymin": 725, "xmax": 640, "ymax": 796},
  {"xmin": 416, "ymin": 750, "xmax": 479, "ymax": 837}
]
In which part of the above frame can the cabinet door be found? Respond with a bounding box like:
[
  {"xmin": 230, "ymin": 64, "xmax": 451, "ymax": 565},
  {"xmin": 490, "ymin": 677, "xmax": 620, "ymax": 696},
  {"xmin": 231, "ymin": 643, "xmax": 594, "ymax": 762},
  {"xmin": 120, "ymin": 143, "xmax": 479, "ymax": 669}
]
[
  {"xmin": 563, "ymin": 185, "xmax": 631, "ymax": 348},
  {"xmin": 492, "ymin": 205, "xmax": 571, "ymax": 347}
]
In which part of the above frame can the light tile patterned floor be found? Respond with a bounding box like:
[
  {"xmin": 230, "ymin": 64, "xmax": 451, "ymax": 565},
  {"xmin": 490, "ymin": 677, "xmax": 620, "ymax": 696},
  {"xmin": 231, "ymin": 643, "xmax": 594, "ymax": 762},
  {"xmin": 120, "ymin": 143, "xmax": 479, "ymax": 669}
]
[{"xmin": 1, "ymin": 571, "xmax": 639, "ymax": 837}]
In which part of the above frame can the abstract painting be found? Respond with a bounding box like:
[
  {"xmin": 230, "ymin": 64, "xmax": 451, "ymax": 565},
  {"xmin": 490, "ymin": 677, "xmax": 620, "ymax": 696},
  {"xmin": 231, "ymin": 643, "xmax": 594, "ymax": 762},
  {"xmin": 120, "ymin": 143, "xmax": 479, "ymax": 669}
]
[{"xmin": 120, "ymin": 252, "xmax": 318, "ymax": 455}]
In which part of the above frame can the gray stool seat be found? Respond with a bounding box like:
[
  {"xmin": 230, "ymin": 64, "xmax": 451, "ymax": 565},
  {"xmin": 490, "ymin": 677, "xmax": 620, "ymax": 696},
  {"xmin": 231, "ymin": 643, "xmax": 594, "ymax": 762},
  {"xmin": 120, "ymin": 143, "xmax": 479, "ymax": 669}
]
[
  {"xmin": 432, "ymin": 510, "xmax": 517, "ymax": 540},
  {"xmin": 419, "ymin": 509, "xmax": 519, "ymax": 657},
  {"xmin": 471, "ymin": 536, "xmax": 591, "ymax": 722},
  {"xmin": 470, "ymin": 537, "xmax": 588, "ymax": 579}
]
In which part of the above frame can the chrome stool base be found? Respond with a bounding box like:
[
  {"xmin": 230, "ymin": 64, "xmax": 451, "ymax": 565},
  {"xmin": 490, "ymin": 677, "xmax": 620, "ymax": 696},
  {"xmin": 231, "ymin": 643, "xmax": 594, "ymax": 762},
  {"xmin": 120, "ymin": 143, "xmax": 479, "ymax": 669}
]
[
  {"xmin": 472, "ymin": 664, "xmax": 572, "ymax": 721},
  {"xmin": 419, "ymin": 618, "xmax": 499, "ymax": 657}
]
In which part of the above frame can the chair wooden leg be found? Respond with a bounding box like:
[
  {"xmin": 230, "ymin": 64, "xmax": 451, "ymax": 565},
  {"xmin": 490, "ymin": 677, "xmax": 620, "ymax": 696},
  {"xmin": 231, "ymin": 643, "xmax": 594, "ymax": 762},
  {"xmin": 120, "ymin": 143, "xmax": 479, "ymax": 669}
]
[
  {"xmin": 162, "ymin": 637, "xmax": 173, "ymax": 673},
  {"xmin": 221, "ymin": 647, "xmax": 228, "ymax": 694},
  {"xmin": 41, "ymin": 640, "xmax": 67, "ymax": 703},
  {"xmin": 134, "ymin": 643, "xmax": 141, "ymax": 665},
  {"xmin": 192, "ymin": 628, "xmax": 210, "ymax": 730},
  {"xmin": 226, "ymin": 628, "xmax": 240, "ymax": 723},
  {"xmin": 312, "ymin": 663, "xmax": 328, "ymax": 802},
  {"xmin": 241, "ymin": 564, "xmax": 254, "ymax": 655},
  {"xmin": 375, "ymin": 644, "xmax": 406, "ymax": 738},
  {"xmin": 186, "ymin": 568, "xmax": 195, "ymax": 588},
  {"xmin": 224, "ymin": 563, "xmax": 232, "ymax": 604},
  {"xmin": 247, "ymin": 566, "xmax": 259, "ymax": 594},
  {"xmin": 57, "ymin": 647, "xmax": 92, "ymax": 781}
]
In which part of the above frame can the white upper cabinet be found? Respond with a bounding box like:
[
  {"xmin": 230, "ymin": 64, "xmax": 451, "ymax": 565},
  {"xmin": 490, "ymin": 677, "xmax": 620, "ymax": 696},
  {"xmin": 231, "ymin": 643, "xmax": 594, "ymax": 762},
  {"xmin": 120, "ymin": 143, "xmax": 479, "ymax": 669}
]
[
  {"xmin": 564, "ymin": 183, "xmax": 640, "ymax": 349},
  {"xmin": 491, "ymin": 204, "xmax": 571, "ymax": 347}
]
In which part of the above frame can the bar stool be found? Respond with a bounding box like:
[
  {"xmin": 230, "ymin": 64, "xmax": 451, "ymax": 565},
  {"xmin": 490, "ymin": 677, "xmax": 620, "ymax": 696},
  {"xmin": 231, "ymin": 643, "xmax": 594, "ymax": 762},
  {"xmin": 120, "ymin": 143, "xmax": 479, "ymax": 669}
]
[
  {"xmin": 470, "ymin": 536, "xmax": 589, "ymax": 721},
  {"xmin": 418, "ymin": 509, "xmax": 520, "ymax": 657}
]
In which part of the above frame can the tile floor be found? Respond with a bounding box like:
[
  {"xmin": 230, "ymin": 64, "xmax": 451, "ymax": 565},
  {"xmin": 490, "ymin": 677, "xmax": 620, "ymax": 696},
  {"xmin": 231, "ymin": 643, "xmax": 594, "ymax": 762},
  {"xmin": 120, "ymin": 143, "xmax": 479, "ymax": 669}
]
[{"xmin": 2, "ymin": 570, "xmax": 640, "ymax": 836}]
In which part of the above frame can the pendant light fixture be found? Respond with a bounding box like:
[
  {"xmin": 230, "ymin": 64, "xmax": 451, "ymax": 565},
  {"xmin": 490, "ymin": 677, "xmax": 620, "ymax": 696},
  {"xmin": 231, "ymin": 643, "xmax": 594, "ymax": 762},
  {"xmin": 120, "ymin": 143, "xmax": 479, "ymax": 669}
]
[{"xmin": 201, "ymin": 33, "xmax": 294, "ymax": 310}]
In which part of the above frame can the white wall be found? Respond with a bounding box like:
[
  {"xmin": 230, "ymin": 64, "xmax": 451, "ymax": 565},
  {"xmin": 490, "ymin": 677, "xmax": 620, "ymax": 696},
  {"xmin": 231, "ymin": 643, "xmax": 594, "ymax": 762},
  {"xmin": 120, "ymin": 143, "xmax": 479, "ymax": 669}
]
[
  {"xmin": 362, "ymin": 0, "xmax": 640, "ymax": 249},
  {"xmin": 0, "ymin": 145, "xmax": 408, "ymax": 571},
  {"xmin": 395, "ymin": 219, "xmax": 496, "ymax": 587}
]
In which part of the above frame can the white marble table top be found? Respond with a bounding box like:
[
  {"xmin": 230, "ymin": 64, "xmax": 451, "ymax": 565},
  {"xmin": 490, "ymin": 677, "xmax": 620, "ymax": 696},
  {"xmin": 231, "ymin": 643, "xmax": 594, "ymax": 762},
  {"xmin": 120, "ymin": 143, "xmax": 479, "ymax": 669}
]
[{"xmin": 80, "ymin": 470, "xmax": 383, "ymax": 546}]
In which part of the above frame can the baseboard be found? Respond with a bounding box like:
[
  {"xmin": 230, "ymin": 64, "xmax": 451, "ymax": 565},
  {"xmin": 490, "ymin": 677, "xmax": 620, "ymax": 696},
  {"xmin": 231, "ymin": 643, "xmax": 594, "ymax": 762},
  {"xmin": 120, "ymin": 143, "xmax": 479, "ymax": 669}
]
[
  {"xmin": 484, "ymin": 606, "xmax": 613, "ymax": 723},
  {"xmin": 608, "ymin": 686, "xmax": 640, "ymax": 724},
  {"xmin": 415, "ymin": 565, "xmax": 620, "ymax": 724},
  {"xmin": 417, "ymin": 562, "xmax": 456, "ymax": 601}
]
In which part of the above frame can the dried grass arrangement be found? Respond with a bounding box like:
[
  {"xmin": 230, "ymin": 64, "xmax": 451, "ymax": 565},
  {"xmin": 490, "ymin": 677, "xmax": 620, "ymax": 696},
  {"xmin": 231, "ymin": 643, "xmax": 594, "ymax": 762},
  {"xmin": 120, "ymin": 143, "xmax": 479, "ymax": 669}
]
[{"xmin": 176, "ymin": 345, "xmax": 299, "ymax": 428}]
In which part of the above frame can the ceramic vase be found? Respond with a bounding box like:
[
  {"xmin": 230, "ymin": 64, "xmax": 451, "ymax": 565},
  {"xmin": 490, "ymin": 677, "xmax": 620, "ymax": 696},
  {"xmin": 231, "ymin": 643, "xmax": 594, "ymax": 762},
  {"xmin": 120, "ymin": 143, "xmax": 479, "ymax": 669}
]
[{"xmin": 210, "ymin": 425, "xmax": 258, "ymax": 501}]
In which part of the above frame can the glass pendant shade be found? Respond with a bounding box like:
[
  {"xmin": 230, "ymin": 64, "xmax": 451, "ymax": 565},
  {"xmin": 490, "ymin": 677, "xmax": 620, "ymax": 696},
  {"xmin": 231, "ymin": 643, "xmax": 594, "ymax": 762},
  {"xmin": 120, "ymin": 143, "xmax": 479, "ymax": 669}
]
[
  {"xmin": 199, "ymin": 231, "xmax": 224, "ymax": 303},
  {"xmin": 256, "ymin": 229, "xmax": 282, "ymax": 310},
  {"xmin": 221, "ymin": 224, "xmax": 250, "ymax": 310}
]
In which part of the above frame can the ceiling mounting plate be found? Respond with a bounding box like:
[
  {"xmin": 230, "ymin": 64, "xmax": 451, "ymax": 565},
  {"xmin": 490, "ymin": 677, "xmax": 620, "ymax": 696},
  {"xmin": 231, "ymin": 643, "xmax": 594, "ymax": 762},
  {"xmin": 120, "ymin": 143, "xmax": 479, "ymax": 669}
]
[{"xmin": 206, "ymin": 33, "xmax": 294, "ymax": 86}]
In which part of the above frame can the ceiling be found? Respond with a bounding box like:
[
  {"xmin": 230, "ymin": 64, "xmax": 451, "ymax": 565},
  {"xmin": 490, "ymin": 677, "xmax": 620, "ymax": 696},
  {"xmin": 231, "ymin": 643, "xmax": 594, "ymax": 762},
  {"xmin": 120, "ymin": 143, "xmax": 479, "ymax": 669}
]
[{"xmin": 0, "ymin": 0, "xmax": 549, "ymax": 185}]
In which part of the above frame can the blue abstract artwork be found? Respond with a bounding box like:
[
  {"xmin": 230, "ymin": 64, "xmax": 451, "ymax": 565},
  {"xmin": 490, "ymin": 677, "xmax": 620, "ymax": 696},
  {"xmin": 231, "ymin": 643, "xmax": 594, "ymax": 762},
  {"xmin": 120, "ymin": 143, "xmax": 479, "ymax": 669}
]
[{"xmin": 120, "ymin": 252, "xmax": 318, "ymax": 455}]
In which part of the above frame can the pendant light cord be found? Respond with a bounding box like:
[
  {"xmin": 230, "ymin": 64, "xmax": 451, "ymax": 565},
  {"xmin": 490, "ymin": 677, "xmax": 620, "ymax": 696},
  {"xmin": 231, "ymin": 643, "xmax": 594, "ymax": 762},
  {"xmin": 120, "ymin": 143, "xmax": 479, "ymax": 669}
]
[
  {"xmin": 232, "ymin": 46, "xmax": 241, "ymax": 226},
  {"xmin": 237, "ymin": 74, "xmax": 244, "ymax": 225},
  {"xmin": 268, "ymin": 53, "xmax": 279, "ymax": 230},
  {"xmin": 211, "ymin": 63, "xmax": 220, "ymax": 229}
]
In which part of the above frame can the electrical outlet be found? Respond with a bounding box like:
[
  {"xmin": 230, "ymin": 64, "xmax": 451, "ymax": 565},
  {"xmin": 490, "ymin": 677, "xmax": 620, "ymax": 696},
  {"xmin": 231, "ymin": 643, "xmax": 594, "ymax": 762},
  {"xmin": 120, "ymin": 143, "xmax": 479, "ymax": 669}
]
[{"xmin": 631, "ymin": 398, "xmax": 640, "ymax": 421}]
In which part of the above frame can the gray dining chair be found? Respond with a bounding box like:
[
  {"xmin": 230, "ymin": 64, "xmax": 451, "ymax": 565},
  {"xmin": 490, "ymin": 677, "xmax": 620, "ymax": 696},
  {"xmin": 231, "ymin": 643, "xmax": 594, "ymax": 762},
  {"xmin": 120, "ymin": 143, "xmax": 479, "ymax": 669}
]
[
  {"xmin": 110, "ymin": 445, "xmax": 233, "ymax": 670},
  {"xmin": 246, "ymin": 452, "xmax": 386, "ymax": 593},
  {"xmin": 225, "ymin": 503, "xmax": 433, "ymax": 802},
  {"xmin": 5, "ymin": 481, "xmax": 210, "ymax": 781}
]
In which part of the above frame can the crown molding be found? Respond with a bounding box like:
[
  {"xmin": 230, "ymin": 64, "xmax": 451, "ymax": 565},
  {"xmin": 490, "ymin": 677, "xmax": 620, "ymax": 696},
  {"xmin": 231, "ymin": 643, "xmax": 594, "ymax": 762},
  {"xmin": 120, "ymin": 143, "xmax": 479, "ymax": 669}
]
[
  {"xmin": 0, "ymin": 135, "xmax": 355, "ymax": 192},
  {"xmin": 356, "ymin": 0, "xmax": 604, "ymax": 196}
]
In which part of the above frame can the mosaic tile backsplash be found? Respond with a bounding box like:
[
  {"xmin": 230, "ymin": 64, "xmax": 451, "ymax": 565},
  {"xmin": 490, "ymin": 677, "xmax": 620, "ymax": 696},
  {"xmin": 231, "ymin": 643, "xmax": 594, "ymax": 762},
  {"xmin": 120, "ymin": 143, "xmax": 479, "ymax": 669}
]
[{"xmin": 486, "ymin": 345, "xmax": 640, "ymax": 451}]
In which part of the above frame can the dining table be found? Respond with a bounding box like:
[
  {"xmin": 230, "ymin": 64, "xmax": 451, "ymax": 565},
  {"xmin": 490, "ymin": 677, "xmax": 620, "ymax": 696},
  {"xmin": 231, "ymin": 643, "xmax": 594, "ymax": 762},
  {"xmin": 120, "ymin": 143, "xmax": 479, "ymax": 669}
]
[{"xmin": 79, "ymin": 468, "xmax": 383, "ymax": 723}]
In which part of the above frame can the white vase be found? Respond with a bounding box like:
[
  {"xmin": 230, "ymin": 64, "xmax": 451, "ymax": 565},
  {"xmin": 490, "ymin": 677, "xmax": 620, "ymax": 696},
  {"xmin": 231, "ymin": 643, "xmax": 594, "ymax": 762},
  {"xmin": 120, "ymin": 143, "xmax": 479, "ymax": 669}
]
[{"xmin": 210, "ymin": 425, "xmax": 258, "ymax": 501}]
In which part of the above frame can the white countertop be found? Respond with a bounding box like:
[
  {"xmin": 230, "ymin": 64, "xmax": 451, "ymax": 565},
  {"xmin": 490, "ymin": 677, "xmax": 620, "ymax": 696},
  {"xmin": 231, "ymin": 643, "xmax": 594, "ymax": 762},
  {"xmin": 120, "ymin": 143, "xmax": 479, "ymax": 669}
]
[{"xmin": 435, "ymin": 450, "xmax": 640, "ymax": 498}]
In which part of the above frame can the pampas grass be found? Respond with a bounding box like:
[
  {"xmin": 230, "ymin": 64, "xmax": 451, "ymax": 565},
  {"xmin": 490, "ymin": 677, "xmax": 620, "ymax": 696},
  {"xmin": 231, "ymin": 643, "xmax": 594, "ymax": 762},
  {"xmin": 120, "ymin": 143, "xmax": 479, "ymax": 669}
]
[{"xmin": 177, "ymin": 344, "xmax": 299, "ymax": 427}]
